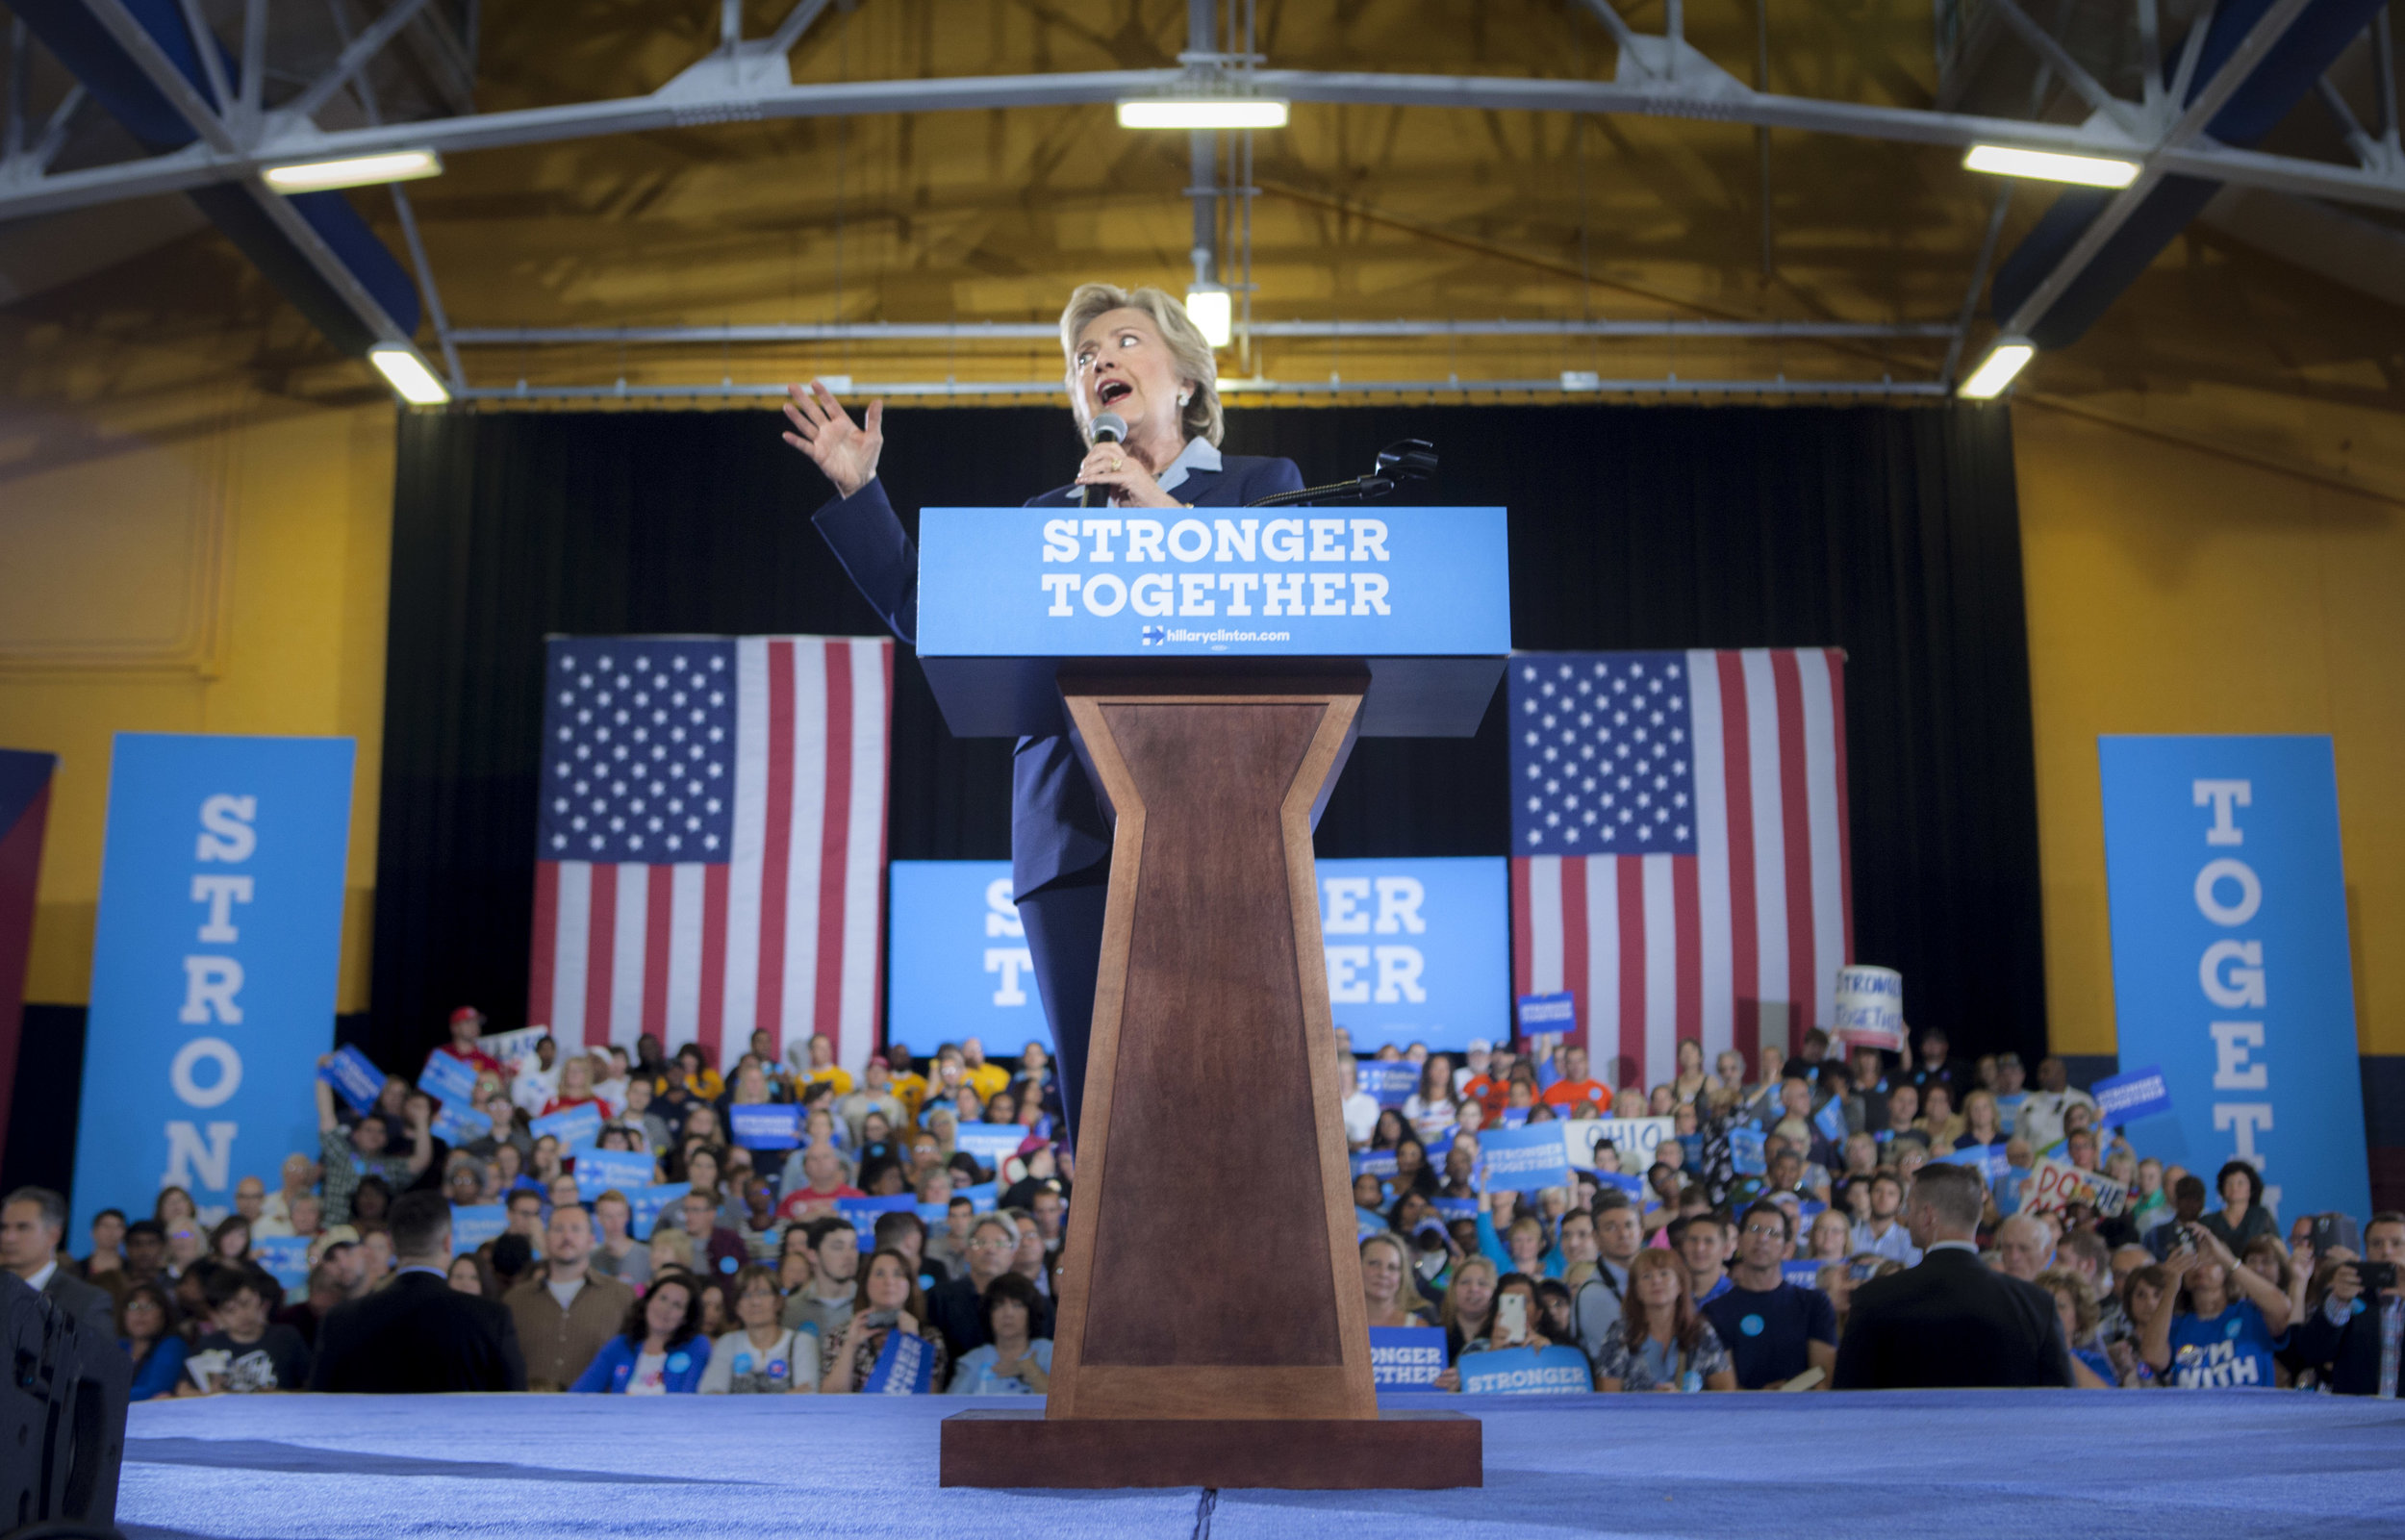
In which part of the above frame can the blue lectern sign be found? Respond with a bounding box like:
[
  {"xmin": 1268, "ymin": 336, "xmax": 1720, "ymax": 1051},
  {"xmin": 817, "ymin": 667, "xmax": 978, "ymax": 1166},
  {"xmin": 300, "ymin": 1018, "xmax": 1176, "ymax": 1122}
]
[
  {"xmin": 913, "ymin": 507, "xmax": 1510, "ymax": 737},
  {"xmin": 919, "ymin": 507, "xmax": 1509, "ymax": 657}
]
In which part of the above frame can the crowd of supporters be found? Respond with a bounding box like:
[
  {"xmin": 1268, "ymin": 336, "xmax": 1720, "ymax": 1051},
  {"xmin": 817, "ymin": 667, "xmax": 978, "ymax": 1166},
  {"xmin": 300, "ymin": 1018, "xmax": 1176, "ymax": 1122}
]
[{"xmin": 13, "ymin": 1007, "xmax": 2399, "ymax": 1400}]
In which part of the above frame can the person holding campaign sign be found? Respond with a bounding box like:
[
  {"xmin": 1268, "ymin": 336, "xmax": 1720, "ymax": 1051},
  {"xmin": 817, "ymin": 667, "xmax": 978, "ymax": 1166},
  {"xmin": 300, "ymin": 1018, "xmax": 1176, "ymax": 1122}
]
[
  {"xmin": 1595, "ymin": 1250, "xmax": 1734, "ymax": 1393},
  {"xmin": 823, "ymin": 1248, "xmax": 949, "ymax": 1395},
  {"xmin": 784, "ymin": 286, "xmax": 1305, "ymax": 1151},
  {"xmin": 315, "ymin": 1058, "xmax": 433, "ymax": 1226}
]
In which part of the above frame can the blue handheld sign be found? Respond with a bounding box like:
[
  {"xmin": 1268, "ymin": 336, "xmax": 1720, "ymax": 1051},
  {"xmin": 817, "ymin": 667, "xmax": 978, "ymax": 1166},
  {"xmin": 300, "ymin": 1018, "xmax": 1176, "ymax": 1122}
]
[
  {"xmin": 1456, "ymin": 1344, "xmax": 1591, "ymax": 1395},
  {"xmin": 2099, "ymin": 736, "xmax": 2371, "ymax": 1223},
  {"xmin": 2090, "ymin": 1065, "xmax": 2174, "ymax": 1128},
  {"xmin": 729, "ymin": 1104, "xmax": 801, "ymax": 1150},
  {"xmin": 71, "ymin": 734, "xmax": 355, "ymax": 1238},
  {"xmin": 417, "ymin": 1050, "xmax": 479, "ymax": 1106},
  {"xmin": 573, "ymin": 1148, "xmax": 656, "ymax": 1199},
  {"xmin": 318, "ymin": 1046, "xmax": 386, "ymax": 1118},
  {"xmin": 623, "ymin": 1183, "xmax": 691, "ymax": 1238},
  {"xmin": 1476, "ymin": 1123, "xmax": 1572, "ymax": 1194},
  {"xmin": 431, "ymin": 1101, "xmax": 493, "ymax": 1146},
  {"xmin": 1368, "ymin": 1326, "xmax": 1449, "ymax": 1388},
  {"xmin": 530, "ymin": 1103, "xmax": 604, "ymax": 1152},
  {"xmin": 251, "ymin": 1237, "xmax": 313, "ymax": 1298},
  {"xmin": 448, "ymin": 1204, "xmax": 508, "ymax": 1256},
  {"xmin": 1356, "ymin": 1062, "xmax": 1419, "ymax": 1109},
  {"xmin": 1351, "ymin": 1150, "xmax": 1399, "ymax": 1179},
  {"xmin": 953, "ymin": 1123, "xmax": 1027, "ymax": 1172}
]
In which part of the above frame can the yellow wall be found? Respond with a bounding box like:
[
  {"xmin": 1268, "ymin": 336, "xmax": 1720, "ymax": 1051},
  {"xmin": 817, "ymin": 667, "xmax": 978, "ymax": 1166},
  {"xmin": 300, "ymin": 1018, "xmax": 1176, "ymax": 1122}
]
[
  {"xmin": 0, "ymin": 387, "xmax": 393, "ymax": 1011},
  {"xmin": 2016, "ymin": 391, "xmax": 2405, "ymax": 1059}
]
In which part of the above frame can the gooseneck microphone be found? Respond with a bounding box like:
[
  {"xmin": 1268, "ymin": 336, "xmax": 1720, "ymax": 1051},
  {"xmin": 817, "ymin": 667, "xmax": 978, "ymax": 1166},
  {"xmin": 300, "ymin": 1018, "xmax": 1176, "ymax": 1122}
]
[{"xmin": 1080, "ymin": 412, "xmax": 1128, "ymax": 509}]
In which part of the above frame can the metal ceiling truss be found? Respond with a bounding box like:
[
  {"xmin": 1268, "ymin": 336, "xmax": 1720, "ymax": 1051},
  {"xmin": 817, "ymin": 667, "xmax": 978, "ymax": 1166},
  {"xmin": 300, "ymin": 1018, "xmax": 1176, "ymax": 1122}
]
[{"xmin": 4, "ymin": 0, "xmax": 2395, "ymax": 402}]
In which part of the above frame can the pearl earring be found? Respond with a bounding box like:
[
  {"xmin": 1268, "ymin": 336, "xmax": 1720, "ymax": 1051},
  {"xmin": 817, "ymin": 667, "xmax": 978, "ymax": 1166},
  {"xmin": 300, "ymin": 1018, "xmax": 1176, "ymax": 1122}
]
[{"xmin": 1177, "ymin": 391, "xmax": 1191, "ymax": 408}]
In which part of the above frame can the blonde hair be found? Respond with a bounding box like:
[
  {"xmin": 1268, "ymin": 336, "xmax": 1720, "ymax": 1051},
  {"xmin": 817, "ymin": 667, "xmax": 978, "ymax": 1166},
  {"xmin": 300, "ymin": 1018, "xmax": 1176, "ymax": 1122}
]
[{"xmin": 1058, "ymin": 283, "xmax": 1224, "ymax": 448}]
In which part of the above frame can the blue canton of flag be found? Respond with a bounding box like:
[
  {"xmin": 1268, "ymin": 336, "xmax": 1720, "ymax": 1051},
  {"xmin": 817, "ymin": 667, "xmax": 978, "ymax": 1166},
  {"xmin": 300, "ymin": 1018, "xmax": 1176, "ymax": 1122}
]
[
  {"xmin": 1508, "ymin": 652, "xmax": 1697, "ymax": 856},
  {"xmin": 539, "ymin": 640, "xmax": 738, "ymax": 862}
]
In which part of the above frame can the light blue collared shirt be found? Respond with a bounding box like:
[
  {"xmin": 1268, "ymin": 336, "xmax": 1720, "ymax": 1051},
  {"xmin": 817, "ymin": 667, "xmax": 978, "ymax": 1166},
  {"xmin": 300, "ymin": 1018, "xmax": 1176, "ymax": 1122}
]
[{"xmin": 1153, "ymin": 436, "xmax": 1221, "ymax": 496}]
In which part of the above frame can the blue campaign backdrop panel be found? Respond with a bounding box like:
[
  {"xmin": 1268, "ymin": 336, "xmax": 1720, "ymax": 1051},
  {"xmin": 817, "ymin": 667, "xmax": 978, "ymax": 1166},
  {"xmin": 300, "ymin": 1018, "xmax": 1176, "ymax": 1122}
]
[
  {"xmin": 916, "ymin": 506, "xmax": 1511, "ymax": 658},
  {"xmin": 72, "ymin": 734, "xmax": 354, "ymax": 1235},
  {"xmin": 2098, "ymin": 735, "xmax": 2370, "ymax": 1224},
  {"xmin": 887, "ymin": 856, "xmax": 1508, "ymax": 1055}
]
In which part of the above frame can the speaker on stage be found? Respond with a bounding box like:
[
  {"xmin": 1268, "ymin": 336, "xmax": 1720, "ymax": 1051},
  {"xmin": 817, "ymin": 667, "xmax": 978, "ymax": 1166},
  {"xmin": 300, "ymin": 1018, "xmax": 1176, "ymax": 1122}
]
[{"xmin": 0, "ymin": 1272, "xmax": 127, "ymax": 1535}]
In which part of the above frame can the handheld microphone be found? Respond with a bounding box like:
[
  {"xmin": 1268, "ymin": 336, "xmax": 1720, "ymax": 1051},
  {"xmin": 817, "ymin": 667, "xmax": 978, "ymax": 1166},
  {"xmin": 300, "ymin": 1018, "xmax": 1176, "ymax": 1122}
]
[{"xmin": 1081, "ymin": 412, "xmax": 1128, "ymax": 508}]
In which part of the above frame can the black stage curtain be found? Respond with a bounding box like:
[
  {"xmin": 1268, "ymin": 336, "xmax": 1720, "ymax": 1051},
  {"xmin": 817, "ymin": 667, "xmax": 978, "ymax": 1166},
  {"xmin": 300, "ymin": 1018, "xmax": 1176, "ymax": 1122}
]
[{"xmin": 373, "ymin": 402, "xmax": 2042, "ymax": 1072}]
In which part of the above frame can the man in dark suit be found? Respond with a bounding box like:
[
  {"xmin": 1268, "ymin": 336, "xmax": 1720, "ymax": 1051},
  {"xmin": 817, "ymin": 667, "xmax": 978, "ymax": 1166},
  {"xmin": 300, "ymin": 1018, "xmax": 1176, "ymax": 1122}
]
[
  {"xmin": 1833, "ymin": 1162, "xmax": 2073, "ymax": 1389},
  {"xmin": 2286, "ymin": 1211, "xmax": 2405, "ymax": 1396},
  {"xmin": 309, "ymin": 1190, "xmax": 526, "ymax": 1393},
  {"xmin": 782, "ymin": 285, "xmax": 1306, "ymax": 1143},
  {"xmin": 0, "ymin": 1187, "xmax": 120, "ymax": 1351}
]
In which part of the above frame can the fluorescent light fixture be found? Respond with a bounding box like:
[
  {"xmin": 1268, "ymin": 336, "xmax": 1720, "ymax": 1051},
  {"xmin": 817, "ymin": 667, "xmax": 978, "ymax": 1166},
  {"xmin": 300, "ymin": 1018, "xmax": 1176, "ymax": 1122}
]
[
  {"xmin": 368, "ymin": 345, "xmax": 451, "ymax": 405},
  {"xmin": 1962, "ymin": 143, "xmax": 2139, "ymax": 188},
  {"xmin": 1117, "ymin": 98, "xmax": 1288, "ymax": 131},
  {"xmin": 1184, "ymin": 285, "xmax": 1233, "ymax": 348},
  {"xmin": 1957, "ymin": 339, "xmax": 2035, "ymax": 399},
  {"xmin": 263, "ymin": 149, "xmax": 443, "ymax": 192}
]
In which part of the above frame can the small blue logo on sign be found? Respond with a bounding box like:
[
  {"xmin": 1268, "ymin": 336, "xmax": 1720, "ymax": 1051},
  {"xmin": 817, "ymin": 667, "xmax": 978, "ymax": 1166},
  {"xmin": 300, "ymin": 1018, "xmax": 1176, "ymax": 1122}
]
[{"xmin": 1140, "ymin": 624, "xmax": 1168, "ymax": 646}]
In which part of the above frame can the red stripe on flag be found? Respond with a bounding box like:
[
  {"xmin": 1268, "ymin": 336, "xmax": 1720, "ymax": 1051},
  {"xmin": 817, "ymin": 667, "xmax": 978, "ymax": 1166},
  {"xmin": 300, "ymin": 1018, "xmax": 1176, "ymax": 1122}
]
[
  {"xmin": 1770, "ymin": 649, "xmax": 1816, "ymax": 1051},
  {"xmin": 1559, "ymin": 858, "xmax": 1590, "ymax": 1059},
  {"xmin": 1716, "ymin": 652, "xmax": 1760, "ymax": 1074},
  {"xmin": 698, "ymin": 862, "xmax": 730, "ymax": 1063},
  {"xmin": 755, "ymin": 641, "xmax": 797, "ymax": 1044},
  {"xmin": 1826, "ymin": 650, "xmax": 1855, "ymax": 964},
  {"xmin": 1673, "ymin": 855, "xmax": 1701, "ymax": 1049},
  {"xmin": 1508, "ymin": 857, "xmax": 1533, "ymax": 1002},
  {"xmin": 642, "ymin": 864, "xmax": 673, "ymax": 1038},
  {"xmin": 584, "ymin": 864, "xmax": 618, "ymax": 1048},
  {"xmin": 1616, "ymin": 858, "xmax": 1645, "ymax": 1093},
  {"xmin": 813, "ymin": 641, "xmax": 855, "ymax": 1045},
  {"xmin": 528, "ymin": 860, "xmax": 560, "ymax": 1031}
]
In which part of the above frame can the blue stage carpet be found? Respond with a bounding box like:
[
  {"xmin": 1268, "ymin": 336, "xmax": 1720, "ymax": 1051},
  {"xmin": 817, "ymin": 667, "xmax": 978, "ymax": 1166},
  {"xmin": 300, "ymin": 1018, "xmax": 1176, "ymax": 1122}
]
[{"xmin": 120, "ymin": 1390, "xmax": 2404, "ymax": 1539}]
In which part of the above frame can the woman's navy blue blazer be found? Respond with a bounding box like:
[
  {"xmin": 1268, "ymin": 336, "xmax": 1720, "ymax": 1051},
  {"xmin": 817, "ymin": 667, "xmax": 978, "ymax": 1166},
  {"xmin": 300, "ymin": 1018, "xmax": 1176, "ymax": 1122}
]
[{"xmin": 810, "ymin": 452, "xmax": 1304, "ymax": 899}]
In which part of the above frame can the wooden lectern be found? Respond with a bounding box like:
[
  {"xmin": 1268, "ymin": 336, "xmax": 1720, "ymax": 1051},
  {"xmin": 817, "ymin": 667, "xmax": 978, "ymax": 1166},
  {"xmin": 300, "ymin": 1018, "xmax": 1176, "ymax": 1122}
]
[{"xmin": 915, "ymin": 506, "xmax": 1507, "ymax": 1489}]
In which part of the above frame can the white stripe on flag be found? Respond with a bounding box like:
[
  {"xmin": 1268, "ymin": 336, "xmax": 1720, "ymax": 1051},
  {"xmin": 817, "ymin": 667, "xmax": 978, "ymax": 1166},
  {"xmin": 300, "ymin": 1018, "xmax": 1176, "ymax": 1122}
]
[
  {"xmin": 722, "ymin": 639, "xmax": 769, "ymax": 1057},
  {"xmin": 1585, "ymin": 852, "xmax": 1618, "ymax": 1082},
  {"xmin": 1740, "ymin": 649, "xmax": 1789, "ymax": 1029},
  {"xmin": 1797, "ymin": 648, "xmax": 1848, "ymax": 1023},
  {"xmin": 1528, "ymin": 855, "xmax": 1563, "ymax": 993},
  {"xmin": 610, "ymin": 863, "xmax": 648, "ymax": 1046},
  {"xmin": 550, "ymin": 861, "xmax": 591, "ymax": 1042},
  {"xmin": 780, "ymin": 639, "xmax": 828, "ymax": 1058},
  {"xmin": 1641, "ymin": 853, "xmax": 1677, "ymax": 1090},
  {"xmin": 1686, "ymin": 649, "xmax": 1734, "ymax": 1066},
  {"xmin": 666, "ymin": 863, "xmax": 705, "ymax": 1040},
  {"xmin": 837, "ymin": 640, "xmax": 890, "ymax": 1077}
]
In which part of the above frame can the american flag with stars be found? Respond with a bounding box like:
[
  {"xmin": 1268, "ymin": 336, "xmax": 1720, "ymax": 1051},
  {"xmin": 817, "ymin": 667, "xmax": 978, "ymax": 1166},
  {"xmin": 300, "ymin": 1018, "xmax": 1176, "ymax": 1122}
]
[
  {"xmin": 1510, "ymin": 650, "xmax": 1853, "ymax": 1092},
  {"xmin": 527, "ymin": 635, "xmax": 892, "ymax": 1076}
]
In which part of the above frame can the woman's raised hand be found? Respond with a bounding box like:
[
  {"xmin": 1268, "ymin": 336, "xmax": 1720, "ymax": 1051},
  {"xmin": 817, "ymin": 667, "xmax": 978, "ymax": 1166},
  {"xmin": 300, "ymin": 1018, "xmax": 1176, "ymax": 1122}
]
[{"xmin": 781, "ymin": 382, "xmax": 884, "ymax": 499}]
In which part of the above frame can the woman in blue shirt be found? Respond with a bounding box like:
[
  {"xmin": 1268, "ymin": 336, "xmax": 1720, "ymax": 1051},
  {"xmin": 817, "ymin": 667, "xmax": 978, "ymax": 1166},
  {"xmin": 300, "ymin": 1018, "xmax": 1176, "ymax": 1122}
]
[
  {"xmin": 571, "ymin": 1271, "xmax": 710, "ymax": 1394},
  {"xmin": 947, "ymin": 1273, "xmax": 1053, "ymax": 1395},
  {"xmin": 2139, "ymin": 1222, "xmax": 2291, "ymax": 1389},
  {"xmin": 119, "ymin": 1283, "xmax": 188, "ymax": 1401}
]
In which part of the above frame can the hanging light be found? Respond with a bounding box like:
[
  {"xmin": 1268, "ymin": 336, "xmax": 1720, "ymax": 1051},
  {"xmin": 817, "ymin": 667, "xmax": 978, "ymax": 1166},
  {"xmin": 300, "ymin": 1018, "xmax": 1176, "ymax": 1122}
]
[{"xmin": 1957, "ymin": 339, "xmax": 2036, "ymax": 399}]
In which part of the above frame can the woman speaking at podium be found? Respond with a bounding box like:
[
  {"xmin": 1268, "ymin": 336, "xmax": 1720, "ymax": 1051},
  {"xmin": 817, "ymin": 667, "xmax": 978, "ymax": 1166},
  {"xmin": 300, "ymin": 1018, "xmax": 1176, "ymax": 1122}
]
[{"xmin": 780, "ymin": 284, "xmax": 1304, "ymax": 1146}]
